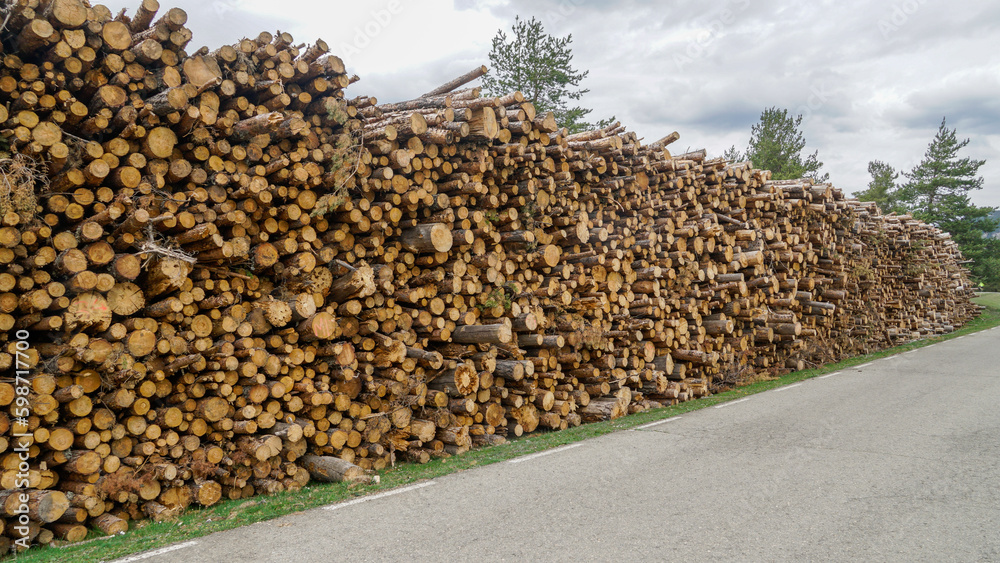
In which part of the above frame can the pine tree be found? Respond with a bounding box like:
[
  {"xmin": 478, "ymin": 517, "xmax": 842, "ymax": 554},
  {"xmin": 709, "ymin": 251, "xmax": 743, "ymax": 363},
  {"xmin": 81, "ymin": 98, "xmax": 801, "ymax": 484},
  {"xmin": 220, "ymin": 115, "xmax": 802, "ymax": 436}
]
[
  {"xmin": 740, "ymin": 107, "xmax": 828, "ymax": 181},
  {"xmin": 855, "ymin": 160, "xmax": 901, "ymax": 213},
  {"xmin": 896, "ymin": 118, "xmax": 989, "ymax": 226},
  {"xmin": 896, "ymin": 118, "xmax": 998, "ymax": 290},
  {"xmin": 482, "ymin": 16, "xmax": 609, "ymax": 133},
  {"xmin": 722, "ymin": 145, "xmax": 743, "ymax": 163}
]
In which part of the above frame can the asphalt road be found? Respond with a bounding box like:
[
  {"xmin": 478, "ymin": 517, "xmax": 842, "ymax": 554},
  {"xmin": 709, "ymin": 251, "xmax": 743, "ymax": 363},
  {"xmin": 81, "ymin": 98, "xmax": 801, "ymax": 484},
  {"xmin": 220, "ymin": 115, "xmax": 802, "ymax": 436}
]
[{"xmin": 114, "ymin": 326, "xmax": 1000, "ymax": 563}]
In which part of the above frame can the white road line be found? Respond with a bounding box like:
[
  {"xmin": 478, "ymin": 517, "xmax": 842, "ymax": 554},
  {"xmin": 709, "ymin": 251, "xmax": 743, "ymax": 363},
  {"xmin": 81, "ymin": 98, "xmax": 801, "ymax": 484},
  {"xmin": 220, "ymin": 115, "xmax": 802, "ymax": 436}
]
[
  {"xmin": 107, "ymin": 541, "xmax": 199, "ymax": 563},
  {"xmin": 715, "ymin": 397, "xmax": 751, "ymax": 409},
  {"xmin": 774, "ymin": 383, "xmax": 803, "ymax": 392},
  {"xmin": 817, "ymin": 371, "xmax": 841, "ymax": 379},
  {"xmin": 634, "ymin": 417, "xmax": 682, "ymax": 431},
  {"xmin": 508, "ymin": 443, "xmax": 583, "ymax": 464},
  {"xmin": 855, "ymin": 362, "xmax": 872, "ymax": 369},
  {"xmin": 323, "ymin": 481, "xmax": 435, "ymax": 511}
]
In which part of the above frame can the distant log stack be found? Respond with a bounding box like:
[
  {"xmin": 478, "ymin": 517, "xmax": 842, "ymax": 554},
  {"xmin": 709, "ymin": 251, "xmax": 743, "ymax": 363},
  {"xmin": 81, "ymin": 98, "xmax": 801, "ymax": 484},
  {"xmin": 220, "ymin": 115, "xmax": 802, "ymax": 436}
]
[{"xmin": 0, "ymin": 0, "xmax": 978, "ymax": 552}]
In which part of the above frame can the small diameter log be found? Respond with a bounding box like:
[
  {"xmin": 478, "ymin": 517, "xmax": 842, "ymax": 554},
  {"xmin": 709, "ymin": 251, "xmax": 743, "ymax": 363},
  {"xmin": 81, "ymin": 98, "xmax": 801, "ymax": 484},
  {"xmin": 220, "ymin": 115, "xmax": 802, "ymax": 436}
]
[
  {"xmin": 494, "ymin": 360, "xmax": 527, "ymax": 380},
  {"xmin": 16, "ymin": 20, "xmax": 56, "ymax": 53},
  {"xmin": 437, "ymin": 425, "xmax": 471, "ymax": 447},
  {"xmin": 50, "ymin": 523, "xmax": 88, "ymax": 542},
  {"xmin": 111, "ymin": 254, "xmax": 142, "ymax": 280},
  {"xmin": 671, "ymin": 349, "xmax": 719, "ymax": 366},
  {"xmin": 143, "ymin": 127, "xmax": 178, "ymax": 159},
  {"xmin": 47, "ymin": 0, "xmax": 90, "ymax": 29},
  {"xmin": 315, "ymin": 341, "xmax": 356, "ymax": 366},
  {"xmin": 90, "ymin": 85, "xmax": 128, "ymax": 113},
  {"xmin": 238, "ymin": 435, "xmax": 282, "ymax": 461},
  {"xmin": 401, "ymin": 224, "xmax": 453, "ymax": 253},
  {"xmin": 328, "ymin": 265, "xmax": 375, "ymax": 302},
  {"xmin": 9, "ymin": 490, "xmax": 70, "ymax": 523},
  {"xmin": 407, "ymin": 419, "xmax": 437, "ymax": 442},
  {"xmin": 253, "ymin": 243, "xmax": 280, "ymax": 270},
  {"xmin": 143, "ymin": 501, "xmax": 181, "ymax": 522},
  {"xmin": 579, "ymin": 398, "xmax": 626, "ymax": 422},
  {"xmin": 651, "ymin": 131, "xmax": 681, "ymax": 148},
  {"xmin": 65, "ymin": 293, "xmax": 112, "ymax": 332},
  {"xmin": 190, "ymin": 479, "xmax": 222, "ymax": 506},
  {"xmin": 299, "ymin": 312, "xmax": 337, "ymax": 341},
  {"xmin": 232, "ymin": 112, "xmax": 284, "ymax": 141},
  {"xmin": 300, "ymin": 455, "xmax": 370, "ymax": 483},
  {"xmin": 62, "ymin": 450, "xmax": 102, "ymax": 474},
  {"xmin": 422, "ymin": 65, "xmax": 488, "ymax": 97},
  {"xmin": 431, "ymin": 361, "xmax": 479, "ymax": 395},
  {"xmin": 130, "ymin": 0, "xmax": 160, "ymax": 33},
  {"xmin": 107, "ymin": 282, "xmax": 145, "ymax": 316},
  {"xmin": 702, "ymin": 318, "xmax": 734, "ymax": 335},
  {"xmin": 271, "ymin": 422, "xmax": 304, "ymax": 442},
  {"xmin": 182, "ymin": 55, "xmax": 224, "ymax": 90},
  {"xmin": 94, "ymin": 513, "xmax": 128, "ymax": 535},
  {"xmin": 406, "ymin": 346, "xmax": 443, "ymax": 369},
  {"xmin": 452, "ymin": 324, "xmax": 511, "ymax": 345},
  {"xmin": 651, "ymin": 355, "xmax": 675, "ymax": 375},
  {"xmin": 143, "ymin": 257, "xmax": 193, "ymax": 298},
  {"xmin": 195, "ymin": 397, "xmax": 229, "ymax": 422}
]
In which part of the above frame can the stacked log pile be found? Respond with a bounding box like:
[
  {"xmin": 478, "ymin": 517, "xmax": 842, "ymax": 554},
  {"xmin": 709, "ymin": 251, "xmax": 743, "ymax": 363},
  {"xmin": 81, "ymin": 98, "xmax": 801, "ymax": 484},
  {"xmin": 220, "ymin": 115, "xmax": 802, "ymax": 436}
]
[{"xmin": 0, "ymin": 0, "xmax": 979, "ymax": 550}]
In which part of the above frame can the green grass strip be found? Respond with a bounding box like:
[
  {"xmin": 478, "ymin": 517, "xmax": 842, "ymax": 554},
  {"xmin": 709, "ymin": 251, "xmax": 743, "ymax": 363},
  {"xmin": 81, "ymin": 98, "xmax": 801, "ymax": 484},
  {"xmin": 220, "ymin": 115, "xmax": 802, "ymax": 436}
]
[{"xmin": 17, "ymin": 295, "xmax": 1000, "ymax": 563}]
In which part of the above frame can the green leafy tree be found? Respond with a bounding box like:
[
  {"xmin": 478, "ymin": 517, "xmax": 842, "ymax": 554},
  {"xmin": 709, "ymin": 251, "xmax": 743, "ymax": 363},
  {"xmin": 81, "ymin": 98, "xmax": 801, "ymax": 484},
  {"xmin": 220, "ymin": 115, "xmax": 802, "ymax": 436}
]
[
  {"xmin": 895, "ymin": 118, "xmax": 998, "ymax": 290},
  {"xmin": 482, "ymin": 16, "xmax": 609, "ymax": 133},
  {"xmin": 736, "ymin": 107, "xmax": 829, "ymax": 181},
  {"xmin": 855, "ymin": 160, "xmax": 901, "ymax": 213}
]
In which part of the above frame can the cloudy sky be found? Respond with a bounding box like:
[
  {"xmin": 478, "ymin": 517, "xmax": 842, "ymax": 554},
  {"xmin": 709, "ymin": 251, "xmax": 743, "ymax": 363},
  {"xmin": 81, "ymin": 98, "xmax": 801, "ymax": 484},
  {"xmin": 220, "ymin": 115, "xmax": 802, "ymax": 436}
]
[{"xmin": 101, "ymin": 0, "xmax": 1000, "ymax": 208}]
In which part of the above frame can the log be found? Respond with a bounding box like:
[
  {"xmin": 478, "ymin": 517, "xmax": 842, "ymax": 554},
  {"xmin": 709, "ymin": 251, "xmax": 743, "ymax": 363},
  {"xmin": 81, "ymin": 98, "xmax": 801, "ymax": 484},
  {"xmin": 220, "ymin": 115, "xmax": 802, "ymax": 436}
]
[
  {"xmin": 300, "ymin": 455, "xmax": 369, "ymax": 483},
  {"xmin": 401, "ymin": 224, "xmax": 453, "ymax": 253},
  {"xmin": 452, "ymin": 324, "xmax": 512, "ymax": 345},
  {"xmin": 328, "ymin": 266, "xmax": 376, "ymax": 302},
  {"xmin": 422, "ymin": 65, "xmax": 488, "ymax": 97}
]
